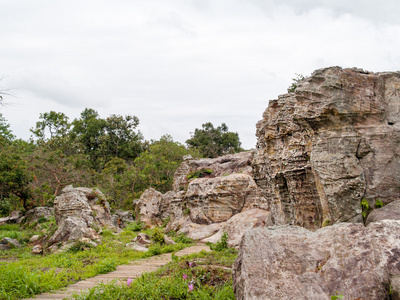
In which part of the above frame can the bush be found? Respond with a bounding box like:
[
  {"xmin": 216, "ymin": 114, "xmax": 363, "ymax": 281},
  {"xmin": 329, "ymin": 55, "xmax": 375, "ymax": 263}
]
[
  {"xmin": 0, "ymin": 199, "xmax": 11, "ymax": 217},
  {"xmin": 151, "ymin": 228, "xmax": 165, "ymax": 244},
  {"xmin": 209, "ymin": 232, "xmax": 229, "ymax": 252}
]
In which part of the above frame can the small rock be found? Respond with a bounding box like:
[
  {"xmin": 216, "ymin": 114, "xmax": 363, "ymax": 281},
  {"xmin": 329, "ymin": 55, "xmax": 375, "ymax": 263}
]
[
  {"xmin": 30, "ymin": 235, "xmax": 41, "ymax": 243},
  {"xmin": 0, "ymin": 237, "xmax": 21, "ymax": 248},
  {"xmin": 48, "ymin": 244, "xmax": 59, "ymax": 253},
  {"xmin": 132, "ymin": 233, "xmax": 151, "ymax": 246},
  {"xmin": 31, "ymin": 245, "xmax": 43, "ymax": 254},
  {"xmin": 79, "ymin": 237, "xmax": 98, "ymax": 248},
  {"xmin": 164, "ymin": 235, "xmax": 176, "ymax": 245},
  {"xmin": 125, "ymin": 242, "xmax": 148, "ymax": 252}
]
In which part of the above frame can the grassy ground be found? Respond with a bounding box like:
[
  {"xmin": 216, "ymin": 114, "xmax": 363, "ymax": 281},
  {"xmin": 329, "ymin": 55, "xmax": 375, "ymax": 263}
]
[
  {"xmin": 0, "ymin": 221, "xmax": 193, "ymax": 300},
  {"xmin": 73, "ymin": 249, "xmax": 237, "ymax": 300}
]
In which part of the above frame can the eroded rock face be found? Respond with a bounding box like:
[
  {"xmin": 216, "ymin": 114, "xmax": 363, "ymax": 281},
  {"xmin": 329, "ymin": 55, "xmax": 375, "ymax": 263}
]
[
  {"xmin": 136, "ymin": 188, "xmax": 163, "ymax": 227},
  {"xmin": 233, "ymin": 220, "xmax": 400, "ymax": 300},
  {"xmin": 54, "ymin": 186, "xmax": 113, "ymax": 228},
  {"xmin": 253, "ymin": 67, "xmax": 400, "ymax": 229},
  {"xmin": 186, "ymin": 174, "xmax": 263, "ymax": 224},
  {"xmin": 137, "ymin": 152, "xmax": 266, "ymax": 228},
  {"xmin": 48, "ymin": 217, "xmax": 100, "ymax": 245}
]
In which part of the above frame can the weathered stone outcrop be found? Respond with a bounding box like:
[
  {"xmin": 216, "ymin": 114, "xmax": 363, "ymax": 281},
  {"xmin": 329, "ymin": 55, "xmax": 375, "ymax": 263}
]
[
  {"xmin": 253, "ymin": 67, "xmax": 400, "ymax": 230},
  {"xmin": 48, "ymin": 186, "xmax": 115, "ymax": 246},
  {"xmin": 233, "ymin": 220, "xmax": 400, "ymax": 300},
  {"xmin": 21, "ymin": 207, "xmax": 54, "ymax": 225},
  {"xmin": 137, "ymin": 152, "xmax": 268, "ymax": 238},
  {"xmin": 48, "ymin": 217, "xmax": 100, "ymax": 245},
  {"xmin": 54, "ymin": 186, "xmax": 113, "ymax": 228}
]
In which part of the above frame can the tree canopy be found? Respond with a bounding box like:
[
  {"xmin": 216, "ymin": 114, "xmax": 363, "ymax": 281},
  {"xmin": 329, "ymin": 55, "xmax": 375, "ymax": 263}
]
[{"xmin": 186, "ymin": 122, "xmax": 243, "ymax": 158}]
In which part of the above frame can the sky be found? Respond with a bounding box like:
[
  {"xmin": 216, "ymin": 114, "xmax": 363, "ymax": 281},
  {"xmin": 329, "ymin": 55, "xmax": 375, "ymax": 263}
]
[{"xmin": 0, "ymin": 0, "xmax": 399, "ymax": 149}]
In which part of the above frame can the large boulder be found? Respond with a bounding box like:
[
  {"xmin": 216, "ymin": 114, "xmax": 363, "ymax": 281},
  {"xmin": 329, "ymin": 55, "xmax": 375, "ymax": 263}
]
[
  {"xmin": 186, "ymin": 174, "xmax": 264, "ymax": 224},
  {"xmin": 136, "ymin": 188, "xmax": 163, "ymax": 227},
  {"xmin": 173, "ymin": 152, "xmax": 254, "ymax": 192},
  {"xmin": 253, "ymin": 67, "xmax": 400, "ymax": 229},
  {"xmin": 233, "ymin": 220, "xmax": 400, "ymax": 300},
  {"xmin": 54, "ymin": 186, "xmax": 113, "ymax": 228},
  {"xmin": 48, "ymin": 217, "xmax": 100, "ymax": 245},
  {"xmin": 224, "ymin": 208, "xmax": 272, "ymax": 247}
]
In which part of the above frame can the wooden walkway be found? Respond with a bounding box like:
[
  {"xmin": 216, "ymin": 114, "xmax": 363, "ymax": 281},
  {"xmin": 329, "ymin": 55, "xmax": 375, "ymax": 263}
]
[{"xmin": 25, "ymin": 245, "xmax": 210, "ymax": 300}]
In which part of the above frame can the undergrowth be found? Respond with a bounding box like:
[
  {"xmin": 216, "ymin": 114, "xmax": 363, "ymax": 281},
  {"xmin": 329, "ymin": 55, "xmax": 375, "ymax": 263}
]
[
  {"xmin": 74, "ymin": 250, "xmax": 237, "ymax": 300},
  {"xmin": 0, "ymin": 223, "xmax": 191, "ymax": 300}
]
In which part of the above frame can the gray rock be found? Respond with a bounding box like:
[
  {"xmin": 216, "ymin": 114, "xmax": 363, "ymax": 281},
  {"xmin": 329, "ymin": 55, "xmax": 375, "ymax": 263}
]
[
  {"xmin": 23, "ymin": 207, "xmax": 54, "ymax": 225},
  {"xmin": 366, "ymin": 200, "xmax": 400, "ymax": 225},
  {"xmin": 29, "ymin": 235, "xmax": 41, "ymax": 243},
  {"xmin": 0, "ymin": 237, "xmax": 21, "ymax": 248},
  {"xmin": 132, "ymin": 233, "xmax": 151, "ymax": 246},
  {"xmin": 0, "ymin": 210, "xmax": 22, "ymax": 225},
  {"xmin": 135, "ymin": 188, "xmax": 163, "ymax": 227},
  {"xmin": 163, "ymin": 235, "xmax": 176, "ymax": 245},
  {"xmin": 187, "ymin": 222, "xmax": 226, "ymax": 240},
  {"xmin": 225, "ymin": 208, "xmax": 272, "ymax": 248},
  {"xmin": 233, "ymin": 220, "xmax": 400, "ymax": 300},
  {"xmin": 201, "ymin": 229, "xmax": 224, "ymax": 244},
  {"xmin": 48, "ymin": 216, "xmax": 101, "ymax": 245},
  {"xmin": 31, "ymin": 245, "xmax": 43, "ymax": 255}
]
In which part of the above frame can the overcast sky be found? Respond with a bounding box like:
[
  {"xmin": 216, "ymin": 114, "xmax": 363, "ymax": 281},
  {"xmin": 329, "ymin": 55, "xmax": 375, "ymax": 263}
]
[{"xmin": 1, "ymin": 0, "xmax": 399, "ymax": 149}]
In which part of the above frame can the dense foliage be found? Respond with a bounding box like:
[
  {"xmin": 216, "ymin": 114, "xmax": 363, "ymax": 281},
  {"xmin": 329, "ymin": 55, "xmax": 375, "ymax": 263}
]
[
  {"xmin": 0, "ymin": 110, "xmax": 243, "ymax": 213},
  {"xmin": 186, "ymin": 122, "xmax": 243, "ymax": 158}
]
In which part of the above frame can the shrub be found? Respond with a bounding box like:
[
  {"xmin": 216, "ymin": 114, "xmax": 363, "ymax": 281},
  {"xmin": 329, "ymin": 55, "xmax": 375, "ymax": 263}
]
[
  {"xmin": 151, "ymin": 228, "xmax": 165, "ymax": 244},
  {"xmin": 209, "ymin": 232, "xmax": 229, "ymax": 252}
]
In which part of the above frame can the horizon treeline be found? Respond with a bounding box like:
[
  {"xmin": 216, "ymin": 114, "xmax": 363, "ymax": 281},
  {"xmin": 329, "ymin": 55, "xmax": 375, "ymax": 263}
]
[{"xmin": 0, "ymin": 108, "xmax": 243, "ymax": 215}]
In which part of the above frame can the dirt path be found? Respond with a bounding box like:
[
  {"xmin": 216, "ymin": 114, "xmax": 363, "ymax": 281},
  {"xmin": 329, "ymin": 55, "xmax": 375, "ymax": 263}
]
[{"xmin": 25, "ymin": 245, "xmax": 210, "ymax": 300}]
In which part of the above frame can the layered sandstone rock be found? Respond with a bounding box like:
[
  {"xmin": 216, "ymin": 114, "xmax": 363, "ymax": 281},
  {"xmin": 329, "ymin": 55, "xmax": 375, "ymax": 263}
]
[
  {"xmin": 233, "ymin": 220, "xmax": 400, "ymax": 300},
  {"xmin": 137, "ymin": 152, "xmax": 267, "ymax": 231},
  {"xmin": 253, "ymin": 67, "xmax": 400, "ymax": 229}
]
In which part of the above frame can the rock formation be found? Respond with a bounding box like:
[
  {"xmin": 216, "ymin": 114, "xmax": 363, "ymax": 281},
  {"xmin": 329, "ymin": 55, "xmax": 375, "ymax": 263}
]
[
  {"xmin": 136, "ymin": 151, "xmax": 270, "ymax": 245},
  {"xmin": 233, "ymin": 221, "xmax": 400, "ymax": 300},
  {"xmin": 253, "ymin": 67, "xmax": 400, "ymax": 230},
  {"xmin": 48, "ymin": 185, "xmax": 115, "ymax": 247}
]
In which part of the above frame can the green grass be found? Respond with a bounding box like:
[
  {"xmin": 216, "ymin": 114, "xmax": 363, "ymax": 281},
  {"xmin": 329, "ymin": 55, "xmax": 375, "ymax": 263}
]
[
  {"xmin": 0, "ymin": 223, "xmax": 192, "ymax": 300},
  {"xmin": 73, "ymin": 250, "xmax": 237, "ymax": 300}
]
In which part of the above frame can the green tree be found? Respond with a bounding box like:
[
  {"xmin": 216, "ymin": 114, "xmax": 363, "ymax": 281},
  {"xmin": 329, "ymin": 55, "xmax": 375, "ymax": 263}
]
[
  {"xmin": 0, "ymin": 113, "xmax": 14, "ymax": 142},
  {"xmin": 27, "ymin": 148, "xmax": 92, "ymax": 206},
  {"xmin": 0, "ymin": 140, "xmax": 35, "ymax": 211},
  {"xmin": 186, "ymin": 122, "xmax": 243, "ymax": 158},
  {"xmin": 30, "ymin": 111, "xmax": 70, "ymax": 141},
  {"xmin": 96, "ymin": 135, "xmax": 200, "ymax": 209},
  {"xmin": 70, "ymin": 108, "xmax": 144, "ymax": 171}
]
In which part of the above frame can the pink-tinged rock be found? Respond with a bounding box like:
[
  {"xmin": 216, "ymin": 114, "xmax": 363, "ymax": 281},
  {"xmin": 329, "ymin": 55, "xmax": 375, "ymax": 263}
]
[
  {"xmin": 253, "ymin": 67, "xmax": 400, "ymax": 229},
  {"xmin": 225, "ymin": 208, "xmax": 272, "ymax": 248},
  {"xmin": 233, "ymin": 220, "xmax": 400, "ymax": 300},
  {"xmin": 186, "ymin": 173, "xmax": 264, "ymax": 224},
  {"xmin": 186, "ymin": 222, "xmax": 226, "ymax": 240}
]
